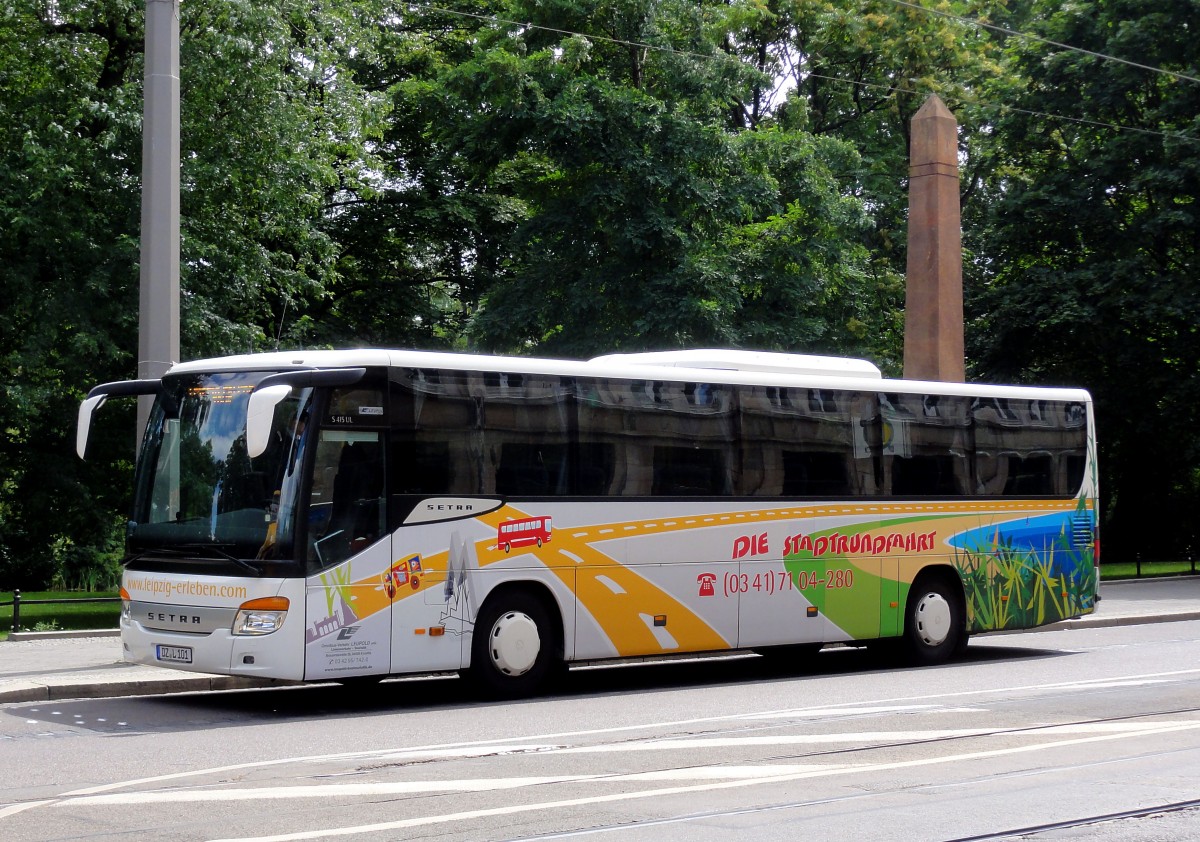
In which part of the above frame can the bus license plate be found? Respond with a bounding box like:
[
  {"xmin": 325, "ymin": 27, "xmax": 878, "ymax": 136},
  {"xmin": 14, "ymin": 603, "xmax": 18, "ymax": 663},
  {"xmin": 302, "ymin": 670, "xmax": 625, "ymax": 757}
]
[{"xmin": 156, "ymin": 645, "xmax": 193, "ymax": 664}]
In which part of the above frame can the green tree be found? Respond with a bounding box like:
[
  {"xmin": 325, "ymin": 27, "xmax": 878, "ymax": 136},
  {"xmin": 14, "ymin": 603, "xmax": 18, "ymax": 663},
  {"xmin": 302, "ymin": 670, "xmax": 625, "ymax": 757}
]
[
  {"xmin": 180, "ymin": 0, "xmax": 387, "ymax": 355},
  {"xmin": 721, "ymin": 0, "xmax": 1012, "ymax": 374},
  {"xmin": 358, "ymin": 0, "xmax": 892, "ymax": 357},
  {"xmin": 967, "ymin": 0, "xmax": 1200, "ymax": 559},
  {"xmin": 0, "ymin": 0, "xmax": 143, "ymax": 586},
  {"xmin": 723, "ymin": 128, "xmax": 896, "ymax": 360},
  {"xmin": 315, "ymin": 1, "xmax": 514, "ymax": 349},
  {"xmin": 0, "ymin": 0, "xmax": 385, "ymax": 585}
]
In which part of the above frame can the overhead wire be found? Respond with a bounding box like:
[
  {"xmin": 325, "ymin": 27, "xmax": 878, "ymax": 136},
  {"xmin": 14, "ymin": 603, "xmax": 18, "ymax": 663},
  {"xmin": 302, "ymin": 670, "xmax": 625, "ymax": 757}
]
[
  {"xmin": 409, "ymin": 2, "xmax": 1200, "ymax": 145},
  {"xmin": 880, "ymin": 0, "xmax": 1200, "ymax": 86}
]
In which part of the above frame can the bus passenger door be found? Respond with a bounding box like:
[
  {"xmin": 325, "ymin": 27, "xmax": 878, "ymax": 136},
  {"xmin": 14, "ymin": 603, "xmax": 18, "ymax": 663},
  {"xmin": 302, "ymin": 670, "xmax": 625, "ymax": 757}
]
[
  {"xmin": 389, "ymin": 526, "xmax": 471, "ymax": 675},
  {"xmin": 303, "ymin": 427, "xmax": 392, "ymax": 681}
]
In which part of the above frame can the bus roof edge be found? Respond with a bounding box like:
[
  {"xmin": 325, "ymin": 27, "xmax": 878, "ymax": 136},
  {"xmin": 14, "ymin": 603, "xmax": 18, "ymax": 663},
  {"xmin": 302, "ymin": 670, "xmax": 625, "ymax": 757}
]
[{"xmin": 587, "ymin": 349, "xmax": 883, "ymax": 379}]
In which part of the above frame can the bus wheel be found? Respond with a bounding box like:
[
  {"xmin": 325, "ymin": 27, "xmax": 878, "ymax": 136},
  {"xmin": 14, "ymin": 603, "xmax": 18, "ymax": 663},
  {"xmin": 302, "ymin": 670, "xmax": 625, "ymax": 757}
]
[
  {"xmin": 469, "ymin": 591, "xmax": 559, "ymax": 698},
  {"xmin": 903, "ymin": 575, "xmax": 965, "ymax": 666}
]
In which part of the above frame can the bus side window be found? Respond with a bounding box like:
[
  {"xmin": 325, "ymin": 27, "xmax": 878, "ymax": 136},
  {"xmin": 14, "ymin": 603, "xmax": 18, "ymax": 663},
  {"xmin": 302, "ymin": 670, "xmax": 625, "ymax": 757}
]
[{"xmin": 885, "ymin": 393, "xmax": 972, "ymax": 497}]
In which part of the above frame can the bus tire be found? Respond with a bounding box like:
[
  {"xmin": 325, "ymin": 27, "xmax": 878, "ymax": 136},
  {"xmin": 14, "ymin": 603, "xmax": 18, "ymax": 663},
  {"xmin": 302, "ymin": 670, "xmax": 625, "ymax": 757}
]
[
  {"xmin": 468, "ymin": 589, "xmax": 561, "ymax": 699},
  {"xmin": 902, "ymin": 574, "xmax": 965, "ymax": 666}
]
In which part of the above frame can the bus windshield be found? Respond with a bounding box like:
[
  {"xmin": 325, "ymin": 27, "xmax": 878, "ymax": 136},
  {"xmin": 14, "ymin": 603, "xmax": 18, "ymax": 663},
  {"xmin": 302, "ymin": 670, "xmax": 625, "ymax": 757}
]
[{"xmin": 129, "ymin": 371, "xmax": 313, "ymax": 563}]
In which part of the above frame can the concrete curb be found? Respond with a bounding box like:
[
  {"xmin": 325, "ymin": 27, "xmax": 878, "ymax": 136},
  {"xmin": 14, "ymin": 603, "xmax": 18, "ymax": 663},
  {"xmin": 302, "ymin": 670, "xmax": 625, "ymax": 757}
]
[
  {"xmin": 0, "ymin": 674, "xmax": 302, "ymax": 704},
  {"xmin": 6, "ymin": 629, "xmax": 120, "ymax": 642},
  {"xmin": 1033, "ymin": 611, "xmax": 1200, "ymax": 632}
]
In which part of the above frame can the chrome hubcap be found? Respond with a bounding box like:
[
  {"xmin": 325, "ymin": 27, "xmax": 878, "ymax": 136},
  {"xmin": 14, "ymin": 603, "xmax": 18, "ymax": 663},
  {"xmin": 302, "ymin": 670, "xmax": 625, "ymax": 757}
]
[
  {"xmin": 914, "ymin": 592, "xmax": 952, "ymax": 647},
  {"xmin": 488, "ymin": 610, "xmax": 541, "ymax": 676}
]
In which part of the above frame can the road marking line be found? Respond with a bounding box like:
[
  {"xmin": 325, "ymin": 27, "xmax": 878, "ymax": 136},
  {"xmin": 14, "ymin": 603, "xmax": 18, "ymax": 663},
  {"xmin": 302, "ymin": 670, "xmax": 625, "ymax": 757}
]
[
  {"xmin": 199, "ymin": 721, "xmax": 1200, "ymax": 841},
  {"xmin": 558, "ymin": 722, "xmax": 1200, "ymax": 752},
  {"xmin": 61, "ymin": 766, "xmax": 845, "ymax": 806},
  {"xmin": 67, "ymin": 777, "xmax": 601, "ymax": 804},
  {"xmin": 740, "ymin": 704, "xmax": 958, "ymax": 718},
  {"xmin": 0, "ymin": 801, "xmax": 56, "ymax": 820},
  {"xmin": 351, "ymin": 745, "xmax": 561, "ymax": 762},
  {"xmin": 17, "ymin": 668, "xmax": 1200, "ymax": 824}
]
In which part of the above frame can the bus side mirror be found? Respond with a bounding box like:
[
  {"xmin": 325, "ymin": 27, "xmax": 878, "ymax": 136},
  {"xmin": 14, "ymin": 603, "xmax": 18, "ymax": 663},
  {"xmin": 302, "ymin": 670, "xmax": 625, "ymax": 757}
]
[
  {"xmin": 76, "ymin": 394, "xmax": 107, "ymax": 459},
  {"xmin": 246, "ymin": 385, "xmax": 293, "ymax": 459},
  {"xmin": 76, "ymin": 378, "xmax": 164, "ymax": 459}
]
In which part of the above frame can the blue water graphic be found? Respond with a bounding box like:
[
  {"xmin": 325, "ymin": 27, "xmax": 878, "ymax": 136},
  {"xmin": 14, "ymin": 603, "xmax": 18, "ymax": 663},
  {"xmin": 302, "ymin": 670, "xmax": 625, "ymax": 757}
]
[{"xmin": 949, "ymin": 512, "xmax": 1092, "ymax": 574}]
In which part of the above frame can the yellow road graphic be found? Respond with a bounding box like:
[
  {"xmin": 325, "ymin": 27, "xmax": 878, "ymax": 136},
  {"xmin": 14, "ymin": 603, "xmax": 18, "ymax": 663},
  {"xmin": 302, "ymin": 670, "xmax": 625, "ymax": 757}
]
[
  {"xmin": 485, "ymin": 498, "xmax": 1082, "ymax": 556},
  {"xmin": 473, "ymin": 507, "xmax": 729, "ymax": 656},
  {"xmin": 378, "ymin": 498, "xmax": 1088, "ymax": 656}
]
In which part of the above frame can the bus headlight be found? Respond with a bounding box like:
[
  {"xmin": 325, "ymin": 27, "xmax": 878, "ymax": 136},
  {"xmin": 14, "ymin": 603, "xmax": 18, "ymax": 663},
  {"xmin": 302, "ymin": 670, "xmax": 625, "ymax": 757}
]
[
  {"xmin": 233, "ymin": 596, "xmax": 290, "ymax": 636},
  {"xmin": 119, "ymin": 587, "xmax": 132, "ymax": 623}
]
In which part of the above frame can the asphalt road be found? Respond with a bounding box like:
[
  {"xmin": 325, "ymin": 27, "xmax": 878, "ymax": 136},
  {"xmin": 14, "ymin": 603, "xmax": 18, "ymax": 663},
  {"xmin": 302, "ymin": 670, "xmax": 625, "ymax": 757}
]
[{"xmin": 3, "ymin": 619, "xmax": 1200, "ymax": 842}]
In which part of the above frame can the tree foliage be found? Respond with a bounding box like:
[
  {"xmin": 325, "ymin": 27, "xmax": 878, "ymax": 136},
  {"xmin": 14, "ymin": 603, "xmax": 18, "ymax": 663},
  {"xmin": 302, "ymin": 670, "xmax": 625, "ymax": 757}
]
[
  {"xmin": 363, "ymin": 0, "xmax": 903, "ymax": 357},
  {"xmin": 0, "ymin": 0, "xmax": 384, "ymax": 584},
  {"xmin": 0, "ymin": 0, "xmax": 143, "ymax": 585},
  {"xmin": 966, "ymin": 0, "xmax": 1200, "ymax": 559},
  {"xmin": 3, "ymin": 0, "xmax": 1197, "ymax": 581}
]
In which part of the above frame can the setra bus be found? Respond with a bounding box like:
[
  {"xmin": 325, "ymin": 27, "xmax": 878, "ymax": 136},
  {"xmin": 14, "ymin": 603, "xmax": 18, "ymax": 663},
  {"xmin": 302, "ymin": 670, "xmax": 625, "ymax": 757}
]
[{"xmin": 77, "ymin": 348, "xmax": 1098, "ymax": 697}]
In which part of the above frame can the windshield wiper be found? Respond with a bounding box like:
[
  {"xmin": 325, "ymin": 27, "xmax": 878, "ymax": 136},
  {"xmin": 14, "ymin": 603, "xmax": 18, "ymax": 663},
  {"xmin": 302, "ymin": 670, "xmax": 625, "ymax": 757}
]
[
  {"xmin": 125, "ymin": 544, "xmax": 262, "ymax": 576},
  {"xmin": 124, "ymin": 547, "xmax": 190, "ymax": 566},
  {"xmin": 178, "ymin": 543, "xmax": 262, "ymax": 576}
]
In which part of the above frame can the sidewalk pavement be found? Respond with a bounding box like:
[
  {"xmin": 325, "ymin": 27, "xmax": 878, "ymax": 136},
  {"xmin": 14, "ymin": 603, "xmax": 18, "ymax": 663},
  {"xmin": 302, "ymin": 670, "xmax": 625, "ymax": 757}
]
[{"xmin": 3, "ymin": 577, "xmax": 1199, "ymax": 704}]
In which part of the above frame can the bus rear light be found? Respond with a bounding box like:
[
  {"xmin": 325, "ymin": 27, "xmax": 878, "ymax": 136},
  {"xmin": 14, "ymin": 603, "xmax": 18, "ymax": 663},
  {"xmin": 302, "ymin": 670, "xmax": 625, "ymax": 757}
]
[{"xmin": 233, "ymin": 596, "xmax": 290, "ymax": 636}]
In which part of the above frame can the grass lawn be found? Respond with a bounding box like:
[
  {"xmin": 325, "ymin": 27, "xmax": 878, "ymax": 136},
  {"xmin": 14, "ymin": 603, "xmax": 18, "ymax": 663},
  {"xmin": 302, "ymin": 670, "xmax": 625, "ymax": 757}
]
[
  {"xmin": 0, "ymin": 591, "xmax": 121, "ymax": 640},
  {"xmin": 1100, "ymin": 560, "xmax": 1199, "ymax": 580}
]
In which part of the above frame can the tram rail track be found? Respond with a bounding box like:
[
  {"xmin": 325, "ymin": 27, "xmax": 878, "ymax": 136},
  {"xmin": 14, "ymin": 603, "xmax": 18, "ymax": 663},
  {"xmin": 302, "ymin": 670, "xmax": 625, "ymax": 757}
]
[
  {"xmin": 945, "ymin": 797, "xmax": 1200, "ymax": 840},
  {"xmin": 483, "ymin": 703, "xmax": 1200, "ymax": 775},
  {"xmin": 493, "ymin": 707, "xmax": 1200, "ymax": 841}
]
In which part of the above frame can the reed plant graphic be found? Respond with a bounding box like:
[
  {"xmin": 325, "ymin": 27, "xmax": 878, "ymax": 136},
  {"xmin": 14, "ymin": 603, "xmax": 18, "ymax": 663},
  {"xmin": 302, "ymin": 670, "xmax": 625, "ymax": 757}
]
[{"xmin": 956, "ymin": 499, "xmax": 1097, "ymax": 632}]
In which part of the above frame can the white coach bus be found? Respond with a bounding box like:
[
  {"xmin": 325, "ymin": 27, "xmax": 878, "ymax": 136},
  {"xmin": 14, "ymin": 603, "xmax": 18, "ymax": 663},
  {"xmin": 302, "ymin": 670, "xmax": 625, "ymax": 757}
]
[{"xmin": 77, "ymin": 348, "xmax": 1097, "ymax": 696}]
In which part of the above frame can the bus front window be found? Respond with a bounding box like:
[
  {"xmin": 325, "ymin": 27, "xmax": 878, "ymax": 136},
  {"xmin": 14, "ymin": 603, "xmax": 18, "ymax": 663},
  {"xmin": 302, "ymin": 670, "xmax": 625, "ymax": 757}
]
[{"xmin": 130, "ymin": 372, "xmax": 313, "ymax": 565}]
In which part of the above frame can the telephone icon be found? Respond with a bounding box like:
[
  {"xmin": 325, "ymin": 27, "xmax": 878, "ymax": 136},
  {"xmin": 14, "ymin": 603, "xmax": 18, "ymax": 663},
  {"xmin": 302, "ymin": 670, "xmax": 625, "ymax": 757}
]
[{"xmin": 697, "ymin": 573, "xmax": 716, "ymax": 597}]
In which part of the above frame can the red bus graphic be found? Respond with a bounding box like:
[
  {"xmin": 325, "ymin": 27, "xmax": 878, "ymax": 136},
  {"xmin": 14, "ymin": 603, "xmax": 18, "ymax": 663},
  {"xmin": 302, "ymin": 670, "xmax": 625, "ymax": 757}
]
[{"xmin": 498, "ymin": 516, "xmax": 553, "ymax": 553}]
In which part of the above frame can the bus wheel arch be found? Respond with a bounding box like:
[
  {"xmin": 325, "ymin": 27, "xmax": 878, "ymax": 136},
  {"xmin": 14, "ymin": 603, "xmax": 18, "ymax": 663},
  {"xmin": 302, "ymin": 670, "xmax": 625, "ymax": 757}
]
[
  {"xmin": 902, "ymin": 567, "xmax": 967, "ymax": 666},
  {"xmin": 467, "ymin": 583, "xmax": 565, "ymax": 698}
]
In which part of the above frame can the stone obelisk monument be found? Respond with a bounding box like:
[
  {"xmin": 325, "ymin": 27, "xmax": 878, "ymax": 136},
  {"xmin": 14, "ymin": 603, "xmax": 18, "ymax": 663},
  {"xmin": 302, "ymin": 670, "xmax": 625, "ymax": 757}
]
[{"xmin": 903, "ymin": 95, "xmax": 964, "ymax": 382}]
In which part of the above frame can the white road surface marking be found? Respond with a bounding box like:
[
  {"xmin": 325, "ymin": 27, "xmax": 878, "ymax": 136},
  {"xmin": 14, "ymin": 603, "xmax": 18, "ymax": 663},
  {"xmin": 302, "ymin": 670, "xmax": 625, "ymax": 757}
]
[{"xmin": 196, "ymin": 720, "xmax": 1200, "ymax": 841}]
